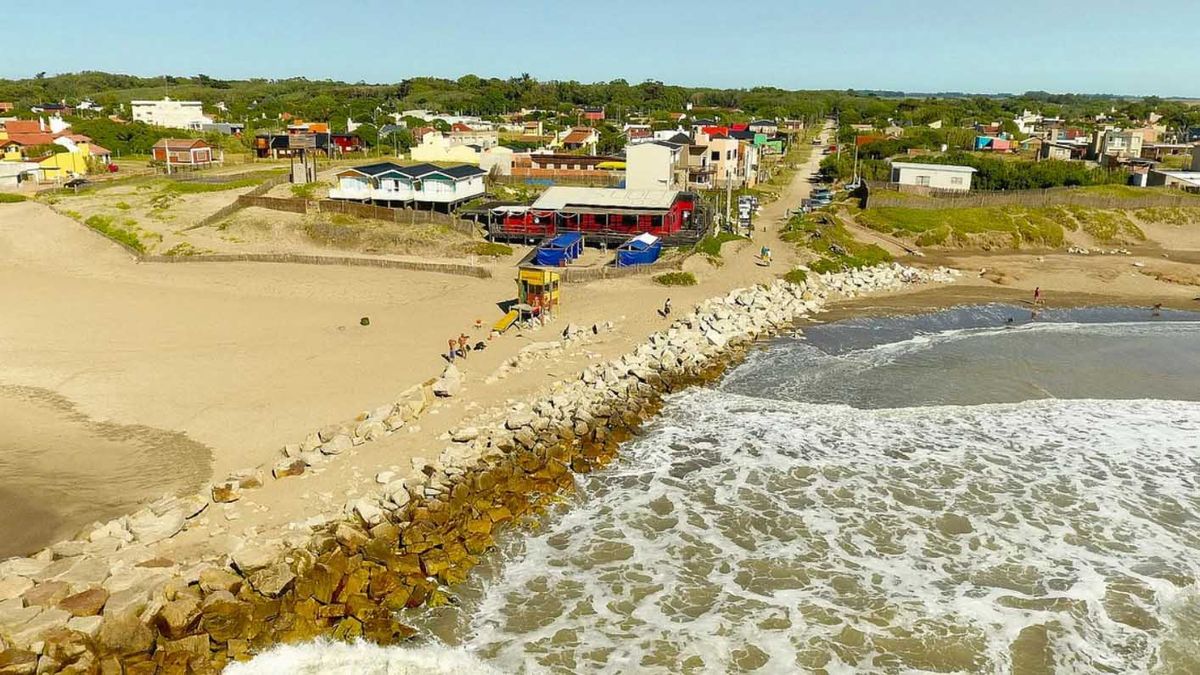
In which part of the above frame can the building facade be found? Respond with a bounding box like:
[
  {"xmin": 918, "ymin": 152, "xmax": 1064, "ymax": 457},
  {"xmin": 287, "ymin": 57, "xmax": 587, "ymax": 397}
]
[
  {"xmin": 130, "ymin": 98, "xmax": 213, "ymax": 129},
  {"xmin": 890, "ymin": 162, "xmax": 976, "ymax": 192}
]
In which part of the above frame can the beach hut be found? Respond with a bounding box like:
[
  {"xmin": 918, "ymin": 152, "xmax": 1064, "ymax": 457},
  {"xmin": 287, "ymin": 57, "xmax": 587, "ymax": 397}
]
[
  {"xmin": 494, "ymin": 266, "xmax": 562, "ymax": 332},
  {"xmin": 535, "ymin": 231, "xmax": 584, "ymax": 266},
  {"xmin": 615, "ymin": 233, "xmax": 662, "ymax": 267}
]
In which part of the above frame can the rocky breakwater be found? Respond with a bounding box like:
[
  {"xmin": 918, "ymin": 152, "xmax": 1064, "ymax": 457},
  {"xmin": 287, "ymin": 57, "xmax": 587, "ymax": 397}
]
[{"xmin": 0, "ymin": 264, "xmax": 956, "ymax": 673}]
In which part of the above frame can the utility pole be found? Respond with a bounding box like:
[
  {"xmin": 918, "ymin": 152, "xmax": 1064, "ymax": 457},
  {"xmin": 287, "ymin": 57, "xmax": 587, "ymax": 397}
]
[{"xmin": 725, "ymin": 166, "xmax": 732, "ymax": 232}]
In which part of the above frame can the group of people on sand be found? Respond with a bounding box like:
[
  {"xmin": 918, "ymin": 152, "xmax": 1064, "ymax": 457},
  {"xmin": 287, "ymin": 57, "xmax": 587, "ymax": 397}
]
[{"xmin": 446, "ymin": 321, "xmax": 490, "ymax": 363}]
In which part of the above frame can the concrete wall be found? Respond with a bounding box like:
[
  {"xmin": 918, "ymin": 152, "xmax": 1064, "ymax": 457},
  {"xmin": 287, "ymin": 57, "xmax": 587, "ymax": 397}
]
[{"xmin": 625, "ymin": 144, "xmax": 675, "ymax": 190}]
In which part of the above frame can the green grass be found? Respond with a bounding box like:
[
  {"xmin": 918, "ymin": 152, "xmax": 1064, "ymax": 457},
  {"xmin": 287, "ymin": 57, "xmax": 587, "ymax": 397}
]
[
  {"xmin": 163, "ymin": 242, "xmax": 202, "ymax": 256},
  {"xmin": 461, "ymin": 241, "xmax": 514, "ymax": 258},
  {"xmin": 0, "ymin": 193, "xmax": 28, "ymax": 203},
  {"xmin": 783, "ymin": 213, "xmax": 893, "ymax": 272},
  {"xmin": 1063, "ymin": 206, "xmax": 1145, "ymax": 242},
  {"xmin": 290, "ymin": 182, "xmax": 319, "ymax": 200},
  {"xmin": 160, "ymin": 177, "xmax": 263, "ymax": 194},
  {"xmin": 653, "ymin": 271, "xmax": 697, "ymax": 287},
  {"xmin": 1132, "ymin": 207, "xmax": 1200, "ymax": 226},
  {"xmin": 83, "ymin": 214, "xmax": 145, "ymax": 253},
  {"xmin": 782, "ymin": 269, "xmax": 808, "ymax": 285},
  {"xmin": 114, "ymin": 201, "xmax": 131, "ymax": 210},
  {"xmin": 694, "ymin": 232, "xmax": 746, "ymax": 258},
  {"xmin": 856, "ymin": 207, "xmax": 1066, "ymax": 248}
]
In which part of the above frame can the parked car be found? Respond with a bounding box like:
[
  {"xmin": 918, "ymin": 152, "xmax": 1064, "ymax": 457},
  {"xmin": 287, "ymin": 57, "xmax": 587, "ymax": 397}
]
[{"xmin": 63, "ymin": 178, "xmax": 89, "ymax": 189}]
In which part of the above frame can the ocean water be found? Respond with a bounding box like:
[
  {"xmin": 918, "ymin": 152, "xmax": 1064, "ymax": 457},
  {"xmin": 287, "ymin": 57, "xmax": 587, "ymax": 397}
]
[{"xmin": 234, "ymin": 305, "xmax": 1200, "ymax": 674}]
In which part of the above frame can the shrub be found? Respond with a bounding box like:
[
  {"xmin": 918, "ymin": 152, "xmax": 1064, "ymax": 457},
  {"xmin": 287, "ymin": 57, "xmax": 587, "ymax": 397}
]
[
  {"xmin": 163, "ymin": 242, "xmax": 201, "ymax": 256},
  {"xmin": 290, "ymin": 182, "xmax": 318, "ymax": 200},
  {"xmin": 462, "ymin": 241, "xmax": 513, "ymax": 258},
  {"xmin": 0, "ymin": 193, "xmax": 28, "ymax": 203},
  {"xmin": 694, "ymin": 232, "xmax": 745, "ymax": 258},
  {"xmin": 783, "ymin": 269, "xmax": 808, "ymax": 285},
  {"xmin": 114, "ymin": 201, "xmax": 131, "ymax": 210},
  {"xmin": 84, "ymin": 214, "xmax": 145, "ymax": 253},
  {"xmin": 653, "ymin": 271, "xmax": 697, "ymax": 286}
]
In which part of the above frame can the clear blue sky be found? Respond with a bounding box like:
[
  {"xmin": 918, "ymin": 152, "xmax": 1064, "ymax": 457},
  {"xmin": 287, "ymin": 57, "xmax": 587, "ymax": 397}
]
[{"xmin": 5, "ymin": 0, "xmax": 1198, "ymax": 96}]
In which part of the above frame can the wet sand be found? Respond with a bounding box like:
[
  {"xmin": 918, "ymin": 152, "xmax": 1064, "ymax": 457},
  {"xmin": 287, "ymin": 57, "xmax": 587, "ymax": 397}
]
[{"xmin": 0, "ymin": 386, "xmax": 211, "ymax": 558}]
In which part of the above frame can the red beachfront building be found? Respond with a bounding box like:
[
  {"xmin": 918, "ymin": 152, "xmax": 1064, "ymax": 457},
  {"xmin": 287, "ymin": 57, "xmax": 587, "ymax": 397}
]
[{"xmin": 479, "ymin": 186, "xmax": 708, "ymax": 246}]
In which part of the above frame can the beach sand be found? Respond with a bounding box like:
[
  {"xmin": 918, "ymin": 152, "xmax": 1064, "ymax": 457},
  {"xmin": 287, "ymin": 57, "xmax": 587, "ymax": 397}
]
[{"xmin": 3, "ymin": 126, "xmax": 1199, "ymax": 564}]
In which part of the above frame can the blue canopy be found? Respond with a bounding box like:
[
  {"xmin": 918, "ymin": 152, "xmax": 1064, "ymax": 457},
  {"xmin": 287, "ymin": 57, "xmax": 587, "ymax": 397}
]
[
  {"xmin": 616, "ymin": 233, "xmax": 662, "ymax": 267},
  {"xmin": 536, "ymin": 231, "xmax": 584, "ymax": 266}
]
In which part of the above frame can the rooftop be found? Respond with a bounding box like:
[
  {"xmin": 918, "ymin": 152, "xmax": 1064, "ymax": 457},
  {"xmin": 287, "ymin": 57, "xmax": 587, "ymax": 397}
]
[
  {"xmin": 532, "ymin": 186, "xmax": 679, "ymax": 211},
  {"xmin": 891, "ymin": 162, "xmax": 978, "ymax": 173}
]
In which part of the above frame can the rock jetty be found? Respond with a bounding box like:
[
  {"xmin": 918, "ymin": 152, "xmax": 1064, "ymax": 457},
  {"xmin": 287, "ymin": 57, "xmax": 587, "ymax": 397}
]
[{"xmin": 0, "ymin": 263, "xmax": 957, "ymax": 672}]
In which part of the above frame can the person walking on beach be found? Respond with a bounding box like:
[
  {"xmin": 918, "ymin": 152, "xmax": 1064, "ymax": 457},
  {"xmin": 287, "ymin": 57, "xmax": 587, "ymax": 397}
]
[
  {"xmin": 458, "ymin": 334, "xmax": 470, "ymax": 358},
  {"xmin": 662, "ymin": 297, "xmax": 672, "ymax": 318},
  {"xmin": 447, "ymin": 338, "xmax": 457, "ymax": 363},
  {"xmin": 1033, "ymin": 287, "xmax": 1042, "ymax": 305}
]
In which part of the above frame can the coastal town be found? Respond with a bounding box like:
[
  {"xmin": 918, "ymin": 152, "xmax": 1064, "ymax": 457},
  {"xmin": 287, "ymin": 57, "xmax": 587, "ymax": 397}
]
[{"xmin": 2, "ymin": 18, "xmax": 1200, "ymax": 673}]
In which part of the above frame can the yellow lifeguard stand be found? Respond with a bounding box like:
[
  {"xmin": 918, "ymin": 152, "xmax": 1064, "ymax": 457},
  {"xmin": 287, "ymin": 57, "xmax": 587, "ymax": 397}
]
[{"xmin": 493, "ymin": 266, "xmax": 562, "ymax": 333}]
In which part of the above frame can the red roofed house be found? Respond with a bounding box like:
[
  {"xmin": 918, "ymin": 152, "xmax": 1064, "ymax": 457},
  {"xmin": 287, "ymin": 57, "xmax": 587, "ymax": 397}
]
[
  {"xmin": 557, "ymin": 127, "xmax": 600, "ymax": 151},
  {"xmin": 3, "ymin": 120, "xmax": 47, "ymax": 135},
  {"xmin": 151, "ymin": 138, "xmax": 214, "ymax": 168},
  {"xmin": 450, "ymin": 122, "xmax": 473, "ymax": 132},
  {"xmin": 582, "ymin": 106, "xmax": 605, "ymax": 122}
]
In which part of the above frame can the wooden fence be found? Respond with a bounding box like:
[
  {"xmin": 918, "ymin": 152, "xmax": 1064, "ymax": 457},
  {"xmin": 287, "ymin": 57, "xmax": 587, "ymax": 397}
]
[
  {"xmin": 190, "ymin": 174, "xmax": 292, "ymax": 230},
  {"xmin": 865, "ymin": 181, "xmax": 1200, "ymax": 210},
  {"xmin": 234, "ymin": 196, "xmax": 479, "ymax": 235},
  {"xmin": 140, "ymin": 252, "xmax": 491, "ymax": 278}
]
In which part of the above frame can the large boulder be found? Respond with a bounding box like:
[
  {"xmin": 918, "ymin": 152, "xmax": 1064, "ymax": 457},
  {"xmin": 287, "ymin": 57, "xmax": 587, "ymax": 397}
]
[
  {"xmin": 320, "ymin": 434, "xmax": 354, "ymax": 456},
  {"xmin": 432, "ymin": 364, "xmax": 462, "ymax": 397},
  {"xmin": 126, "ymin": 509, "xmax": 186, "ymax": 545},
  {"xmin": 0, "ymin": 579, "xmax": 33, "ymax": 604},
  {"xmin": 58, "ymin": 588, "xmax": 108, "ymax": 617}
]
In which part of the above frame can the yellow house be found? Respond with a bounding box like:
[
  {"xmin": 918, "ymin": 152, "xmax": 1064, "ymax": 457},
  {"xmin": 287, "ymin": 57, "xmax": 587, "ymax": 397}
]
[{"xmin": 37, "ymin": 145, "xmax": 92, "ymax": 181}]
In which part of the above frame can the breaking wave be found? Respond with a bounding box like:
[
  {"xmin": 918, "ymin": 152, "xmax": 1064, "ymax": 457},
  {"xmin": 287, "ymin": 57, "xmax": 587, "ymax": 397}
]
[
  {"xmin": 462, "ymin": 392, "xmax": 1200, "ymax": 673},
  {"xmin": 223, "ymin": 638, "xmax": 500, "ymax": 674}
]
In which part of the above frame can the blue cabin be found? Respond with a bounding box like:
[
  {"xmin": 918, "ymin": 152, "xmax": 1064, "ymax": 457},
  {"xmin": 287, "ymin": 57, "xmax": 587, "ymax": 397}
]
[
  {"xmin": 535, "ymin": 231, "xmax": 584, "ymax": 266},
  {"xmin": 615, "ymin": 233, "xmax": 662, "ymax": 267}
]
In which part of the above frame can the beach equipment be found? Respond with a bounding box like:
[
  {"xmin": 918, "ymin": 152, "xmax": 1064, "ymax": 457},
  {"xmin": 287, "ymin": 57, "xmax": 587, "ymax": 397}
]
[
  {"xmin": 615, "ymin": 233, "xmax": 662, "ymax": 267},
  {"xmin": 535, "ymin": 231, "xmax": 584, "ymax": 266}
]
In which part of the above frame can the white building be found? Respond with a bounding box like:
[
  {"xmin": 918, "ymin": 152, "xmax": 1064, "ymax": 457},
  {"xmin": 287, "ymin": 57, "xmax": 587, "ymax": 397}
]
[
  {"xmin": 479, "ymin": 146, "xmax": 514, "ymax": 176},
  {"xmin": 330, "ymin": 162, "xmax": 487, "ymax": 207},
  {"xmin": 130, "ymin": 97, "xmax": 212, "ymax": 130},
  {"xmin": 626, "ymin": 142, "xmax": 683, "ymax": 190},
  {"xmin": 889, "ymin": 162, "xmax": 976, "ymax": 192},
  {"xmin": 1191, "ymin": 145, "xmax": 1200, "ymax": 172}
]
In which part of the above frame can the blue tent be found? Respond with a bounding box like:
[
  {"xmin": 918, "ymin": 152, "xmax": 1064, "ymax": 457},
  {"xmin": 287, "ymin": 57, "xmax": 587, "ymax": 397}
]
[
  {"xmin": 535, "ymin": 231, "xmax": 584, "ymax": 266},
  {"xmin": 616, "ymin": 233, "xmax": 662, "ymax": 267}
]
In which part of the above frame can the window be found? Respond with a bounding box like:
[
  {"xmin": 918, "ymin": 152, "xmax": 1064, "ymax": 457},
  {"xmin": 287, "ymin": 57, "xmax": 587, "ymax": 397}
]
[
  {"xmin": 915, "ymin": 175, "xmax": 931, "ymax": 186},
  {"xmin": 950, "ymin": 177, "xmax": 963, "ymax": 186},
  {"xmin": 711, "ymin": 151, "xmax": 720, "ymax": 161}
]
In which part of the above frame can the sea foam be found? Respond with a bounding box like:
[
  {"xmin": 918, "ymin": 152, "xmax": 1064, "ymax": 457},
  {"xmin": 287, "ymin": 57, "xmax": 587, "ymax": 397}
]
[{"xmin": 223, "ymin": 639, "xmax": 500, "ymax": 674}]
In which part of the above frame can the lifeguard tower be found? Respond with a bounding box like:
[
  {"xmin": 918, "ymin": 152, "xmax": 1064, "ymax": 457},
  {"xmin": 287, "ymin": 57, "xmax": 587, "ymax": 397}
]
[{"xmin": 493, "ymin": 266, "xmax": 561, "ymax": 332}]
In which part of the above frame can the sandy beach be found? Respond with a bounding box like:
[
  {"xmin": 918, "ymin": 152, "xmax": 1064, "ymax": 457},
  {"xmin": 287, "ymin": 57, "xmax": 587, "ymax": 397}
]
[{"xmin": 2, "ymin": 126, "xmax": 1199, "ymax": 564}]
